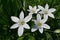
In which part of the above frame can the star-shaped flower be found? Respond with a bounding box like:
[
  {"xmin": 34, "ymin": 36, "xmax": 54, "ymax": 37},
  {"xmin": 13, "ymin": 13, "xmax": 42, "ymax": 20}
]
[
  {"xmin": 31, "ymin": 14, "xmax": 50, "ymax": 33},
  {"xmin": 10, "ymin": 11, "xmax": 32, "ymax": 36},
  {"xmin": 28, "ymin": 6, "xmax": 39, "ymax": 15},
  {"xmin": 38, "ymin": 4, "xmax": 56, "ymax": 20}
]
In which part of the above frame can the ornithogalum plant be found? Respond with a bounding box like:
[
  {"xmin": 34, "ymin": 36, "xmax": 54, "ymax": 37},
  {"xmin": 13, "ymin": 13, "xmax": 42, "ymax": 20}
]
[
  {"xmin": 10, "ymin": 11, "xmax": 32, "ymax": 36},
  {"xmin": 31, "ymin": 14, "xmax": 50, "ymax": 33},
  {"xmin": 10, "ymin": 4, "xmax": 56, "ymax": 37}
]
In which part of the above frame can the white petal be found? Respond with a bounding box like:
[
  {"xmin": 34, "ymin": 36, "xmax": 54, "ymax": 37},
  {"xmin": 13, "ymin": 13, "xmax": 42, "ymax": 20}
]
[
  {"xmin": 48, "ymin": 13, "xmax": 55, "ymax": 18},
  {"xmin": 38, "ymin": 5, "xmax": 44, "ymax": 10},
  {"xmin": 33, "ymin": 6, "xmax": 36, "ymax": 10},
  {"xmin": 42, "ymin": 24, "xmax": 50, "ymax": 29},
  {"xmin": 45, "ymin": 4, "xmax": 49, "ymax": 10},
  {"xmin": 31, "ymin": 28, "xmax": 37, "ymax": 32},
  {"xmin": 44, "ymin": 14, "xmax": 48, "ymax": 19},
  {"xmin": 39, "ymin": 11, "xmax": 44, "ymax": 14},
  {"xmin": 42, "ymin": 14, "xmax": 48, "ymax": 23},
  {"xmin": 11, "ymin": 16, "xmax": 19, "ymax": 22},
  {"xmin": 24, "ymin": 24, "xmax": 30, "ymax": 29},
  {"xmin": 37, "ymin": 14, "xmax": 41, "ymax": 21},
  {"xmin": 31, "ymin": 25, "xmax": 37, "ymax": 32},
  {"xmin": 29, "ymin": 6, "xmax": 32, "ymax": 10},
  {"xmin": 24, "ymin": 15, "xmax": 32, "ymax": 22},
  {"xmin": 49, "ymin": 8, "xmax": 56, "ymax": 12},
  {"xmin": 29, "ymin": 13, "xmax": 33, "ymax": 15},
  {"xmin": 18, "ymin": 27, "xmax": 24, "ymax": 36},
  {"xmin": 39, "ymin": 28, "xmax": 43, "ymax": 33},
  {"xmin": 10, "ymin": 24, "xmax": 19, "ymax": 29},
  {"xmin": 19, "ymin": 11, "xmax": 24, "ymax": 19},
  {"xmin": 35, "ymin": 9, "xmax": 40, "ymax": 13}
]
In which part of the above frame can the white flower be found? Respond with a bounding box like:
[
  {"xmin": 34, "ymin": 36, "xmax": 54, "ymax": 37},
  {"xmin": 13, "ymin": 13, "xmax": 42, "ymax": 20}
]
[
  {"xmin": 38, "ymin": 4, "xmax": 56, "ymax": 20},
  {"xmin": 31, "ymin": 14, "xmax": 50, "ymax": 33},
  {"xmin": 10, "ymin": 11, "xmax": 32, "ymax": 36},
  {"xmin": 28, "ymin": 6, "xmax": 39, "ymax": 15}
]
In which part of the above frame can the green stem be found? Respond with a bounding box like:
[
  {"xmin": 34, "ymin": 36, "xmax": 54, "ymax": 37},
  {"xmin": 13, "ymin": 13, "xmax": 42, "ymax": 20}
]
[{"xmin": 23, "ymin": 0, "xmax": 25, "ymax": 11}]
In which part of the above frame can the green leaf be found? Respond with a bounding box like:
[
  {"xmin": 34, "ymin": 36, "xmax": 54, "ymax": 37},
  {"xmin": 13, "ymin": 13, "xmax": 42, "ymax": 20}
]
[
  {"xmin": 45, "ymin": 32, "xmax": 53, "ymax": 40},
  {"xmin": 17, "ymin": 37, "xmax": 24, "ymax": 40},
  {"xmin": 28, "ymin": 35, "xmax": 35, "ymax": 40}
]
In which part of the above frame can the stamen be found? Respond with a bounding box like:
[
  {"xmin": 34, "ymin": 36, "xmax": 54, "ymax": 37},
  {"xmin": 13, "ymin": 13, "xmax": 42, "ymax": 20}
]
[
  {"xmin": 32, "ymin": 8, "xmax": 35, "ymax": 13},
  {"xmin": 45, "ymin": 10, "xmax": 48, "ymax": 14},
  {"xmin": 36, "ymin": 21, "xmax": 42, "ymax": 26},
  {"xmin": 18, "ymin": 20, "xmax": 25, "ymax": 26}
]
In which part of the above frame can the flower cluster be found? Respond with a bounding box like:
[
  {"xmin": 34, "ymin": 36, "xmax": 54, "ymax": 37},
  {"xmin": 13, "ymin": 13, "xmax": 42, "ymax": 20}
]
[{"xmin": 10, "ymin": 4, "xmax": 56, "ymax": 36}]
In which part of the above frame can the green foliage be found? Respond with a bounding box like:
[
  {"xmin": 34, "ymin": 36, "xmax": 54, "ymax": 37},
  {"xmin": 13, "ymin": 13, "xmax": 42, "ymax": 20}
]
[{"xmin": 0, "ymin": 0, "xmax": 60, "ymax": 40}]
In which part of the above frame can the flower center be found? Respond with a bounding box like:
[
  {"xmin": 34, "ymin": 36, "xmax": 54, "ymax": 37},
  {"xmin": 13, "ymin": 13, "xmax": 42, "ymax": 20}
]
[
  {"xmin": 18, "ymin": 20, "xmax": 25, "ymax": 26},
  {"xmin": 36, "ymin": 21, "xmax": 42, "ymax": 27},
  {"xmin": 45, "ymin": 10, "xmax": 48, "ymax": 14},
  {"xmin": 32, "ymin": 9, "xmax": 35, "ymax": 13}
]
